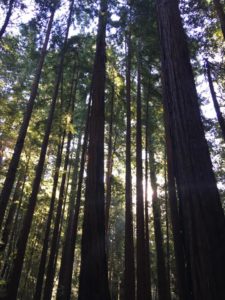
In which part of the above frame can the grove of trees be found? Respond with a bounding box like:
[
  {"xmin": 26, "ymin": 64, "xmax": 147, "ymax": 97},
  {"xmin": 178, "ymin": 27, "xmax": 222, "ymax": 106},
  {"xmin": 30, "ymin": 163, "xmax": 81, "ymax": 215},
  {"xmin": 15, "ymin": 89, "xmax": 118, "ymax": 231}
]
[{"xmin": 0, "ymin": 0, "xmax": 225, "ymax": 299}]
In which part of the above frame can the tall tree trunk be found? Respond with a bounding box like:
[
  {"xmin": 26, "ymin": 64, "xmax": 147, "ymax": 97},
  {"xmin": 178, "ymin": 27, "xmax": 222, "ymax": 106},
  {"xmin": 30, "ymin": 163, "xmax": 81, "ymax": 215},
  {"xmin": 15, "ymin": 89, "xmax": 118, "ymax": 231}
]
[
  {"xmin": 213, "ymin": 0, "xmax": 225, "ymax": 39},
  {"xmin": 56, "ymin": 98, "xmax": 90, "ymax": 300},
  {"xmin": 105, "ymin": 81, "xmax": 115, "ymax": 236},
  {"xmin": 136, "ymin": 49, "xmax": 149, "ymax": 300},
  {"xmin": 0, "ymin": 0, "xmax": 16, "ymax": 40},
  {"xmin": 33, "ymin": 130, "xmax": 66, "ymax": 300},
  {"xmin": 205, "ymin": 59, "xmax": 225, "ymax": 141},
  {"xmin": 124, "ymin": 25, "xmax": 135, "ymax": 300},
  {"xmin": 78, "ymin": 0, "xmax": 110, "ymax": 299},
  {"xmin": 43, "ymin": 130, "xmax": 72, "ymax": 300},
  {"xmin": 148, "ymin": 119, "xmax": 171, "ymax": 300},
  {"xmin": 157, "ymin": 1, "xmax": 225, "ymax": 299},
  {"xmin": 163, "ymin": 90, "xmax": 191, "ymax": 300},
  {"xmin": 0, "ymin": 8, "xmax": 55, "ymax": 228},
  {"xmin": 3, "ymin": 2, "xmax": 75, "ymax": 298},
  {"xmin": 145, "ymin": 100, "xmax": 152, "ymax": 300},
  {"xmin": 43, "ymin": 70, "xmax": 77, "ymax": 299}
]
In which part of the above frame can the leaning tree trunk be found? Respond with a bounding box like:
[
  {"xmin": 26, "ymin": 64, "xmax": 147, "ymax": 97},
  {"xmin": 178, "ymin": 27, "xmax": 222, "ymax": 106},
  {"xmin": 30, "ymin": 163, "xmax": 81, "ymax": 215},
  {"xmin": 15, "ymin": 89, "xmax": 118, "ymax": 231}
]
[
  {"xmin": 0, "ymin": 7, "xmax": 55, "ymax": 229},
  {"xmin": 0, "ymin": 0, "xmax": 16, "ymax": 40},
  {"xmin": 205, "ymin": 59, "xmax": 225, "ymax": 141},
  {"xmin": 1, "ymin": 155, "xmax": 30, "ymax": 250},
  {"xmin": 3, "ymin": 1, "xmax": 75, "ymax": 298},
  {"xmin": 124, "ymin": 24, "xmax": 135, "ymax": 300},
  {"xmin": 157, "ymin": 0, "xmax": 225, "ymax": 299},
  {"xmin": 78, "ymin": 0, "xmax": 110, "ymax": 299}
]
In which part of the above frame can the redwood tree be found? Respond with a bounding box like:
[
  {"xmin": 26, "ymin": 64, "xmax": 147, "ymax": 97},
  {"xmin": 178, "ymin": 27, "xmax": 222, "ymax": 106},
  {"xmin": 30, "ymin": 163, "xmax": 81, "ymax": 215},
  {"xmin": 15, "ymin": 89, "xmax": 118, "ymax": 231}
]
[
  {"xmin": 77, "ymin": 0, "xmax": 110, "ymax": 299},
  {"xmin": 157, "ymin": 0, "xmax": 225, "ymax": 299}
]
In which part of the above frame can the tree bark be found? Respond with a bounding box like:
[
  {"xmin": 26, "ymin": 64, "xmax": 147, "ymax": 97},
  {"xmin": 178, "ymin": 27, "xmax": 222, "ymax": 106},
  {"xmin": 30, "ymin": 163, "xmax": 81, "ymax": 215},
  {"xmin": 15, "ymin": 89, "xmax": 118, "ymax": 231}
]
[
  {"xmin": 145, "ymin": 100, "xmax": 152, "ymax": 300},
  {"xmin": 157, "ymin": 0, "xmax": 225, "ymax": 299},
  {"xmin": 124, "ymin": 25, "xmax": 135, "ymax": 300},
  {"xmin": 0, "ymin": 8, "xmax": 55, "ymax": 228},
  {"xmin": 78, "ymin": 0, "xmax": 110, "ymax": 299},
  {"xmin": 136, "ymin": 50, "xmax": 149, "ymax": 300},
  {"xmin": 205, "ymin": 59, "xmax": 225, "ymax": 141},
  {"xmin": 3, "ymin": 1, "xmax": 75, "ymax": 298}
]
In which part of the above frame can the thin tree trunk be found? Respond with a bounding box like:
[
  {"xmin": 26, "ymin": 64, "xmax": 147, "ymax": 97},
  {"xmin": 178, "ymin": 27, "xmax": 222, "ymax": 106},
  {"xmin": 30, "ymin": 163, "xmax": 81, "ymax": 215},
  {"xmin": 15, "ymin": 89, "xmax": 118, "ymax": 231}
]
[
  {"xmin": 145, "ymin": 100, "xmax": 152, "ymax": 300},
  {"xmin": 124, "ymin": 24, "xmax": 135, "ymax": 300},
  {"xmin": 205, "ymin": 59, "xmax": 225, "ymax": 141},
  {"xmin": 164, "ymin": 157, "xmax": 171, "ymax": 297},
  {"xmin": 105, "ymin": 81, "xmax": 115, "ymax": 236},
  {"xmin": 0, "ymin": 8, "xmax": 55, "ymax": 228},
  {"xmin": 0, "ymin": 0, "xmax": 16, "ymax": 40},
  {"xmin": 3, "ymin": 2, "xmax": 75, "ymax": 298},
  {"xmin": 148, "ymin": 122, "xmax": 171, "ymax": 300},
  {"xmin": 136, "ymin": 48, "xmax": 149, "ymax": 300},
  {"xmin": 78, "ymin": 0, "xmax": 110, "ymax": 299},
  {"xmin": 33, "ymin": 131, "xmax": 66, "ymax": 300},
  {"xmin": 213, "ymin": 0, "xmax": 225, "ymax": 39},
  {"xmin": 157, "ymin": 0, "xmax": 225, "ymax": 299},
  {"xmin": 43, "ymin": 107, "xmax": 75, "ymax": 300},
  {"xmin": 149, "ymin": 156, "xmax": 170, "ymax": 300}
]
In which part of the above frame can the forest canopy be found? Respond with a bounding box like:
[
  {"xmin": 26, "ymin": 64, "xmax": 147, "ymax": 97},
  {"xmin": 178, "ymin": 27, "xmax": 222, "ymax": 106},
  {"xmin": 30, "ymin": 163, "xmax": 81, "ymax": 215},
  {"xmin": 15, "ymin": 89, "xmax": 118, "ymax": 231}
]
[{"xmin": 0, "ymin": 0, "xmax": 225, "ymax": 299}]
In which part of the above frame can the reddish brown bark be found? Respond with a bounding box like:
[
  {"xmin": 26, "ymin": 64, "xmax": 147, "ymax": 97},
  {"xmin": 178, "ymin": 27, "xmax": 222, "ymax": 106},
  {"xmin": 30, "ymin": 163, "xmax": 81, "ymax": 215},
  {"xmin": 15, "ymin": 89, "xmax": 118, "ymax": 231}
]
[
  {"xmin": 78, "ymin": 1, "xmax": 110, "ymax": 299},
  {"xmin": 157, "ymin": 0, "xmax": 225, "ymax": 299}
]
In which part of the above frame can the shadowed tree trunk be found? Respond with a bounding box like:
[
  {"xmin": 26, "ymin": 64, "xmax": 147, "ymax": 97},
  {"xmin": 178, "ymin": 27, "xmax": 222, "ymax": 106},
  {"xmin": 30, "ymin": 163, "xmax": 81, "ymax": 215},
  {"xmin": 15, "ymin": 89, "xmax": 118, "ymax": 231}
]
[
  {"xmin": 145, "ymin": 100, "xmax": 152, "ymax": 300},
  {"xmin": 3, "ymin": 1, "xmax": 75, "ymax": 298},
  {"xmin": 78, "ymin": 0, "xmax": 110, "ymax": 299},
  {"xmin": 157, "ymin": 0, "xmax": 225, "ymax": 299},
  {"xmin": 205, "ymin": 59, "xmax": 225, "ymax": 141},
  {"xmin": 124, "ymin": 24, "xmax": 135, "ymax": 300},
  {"xmin": 0, "ymin": 7, "xmax": 56, "ymax": 229},
  {"xmin": 136, "ymin": 49, "xmax": 149, "ymax": 300}
]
